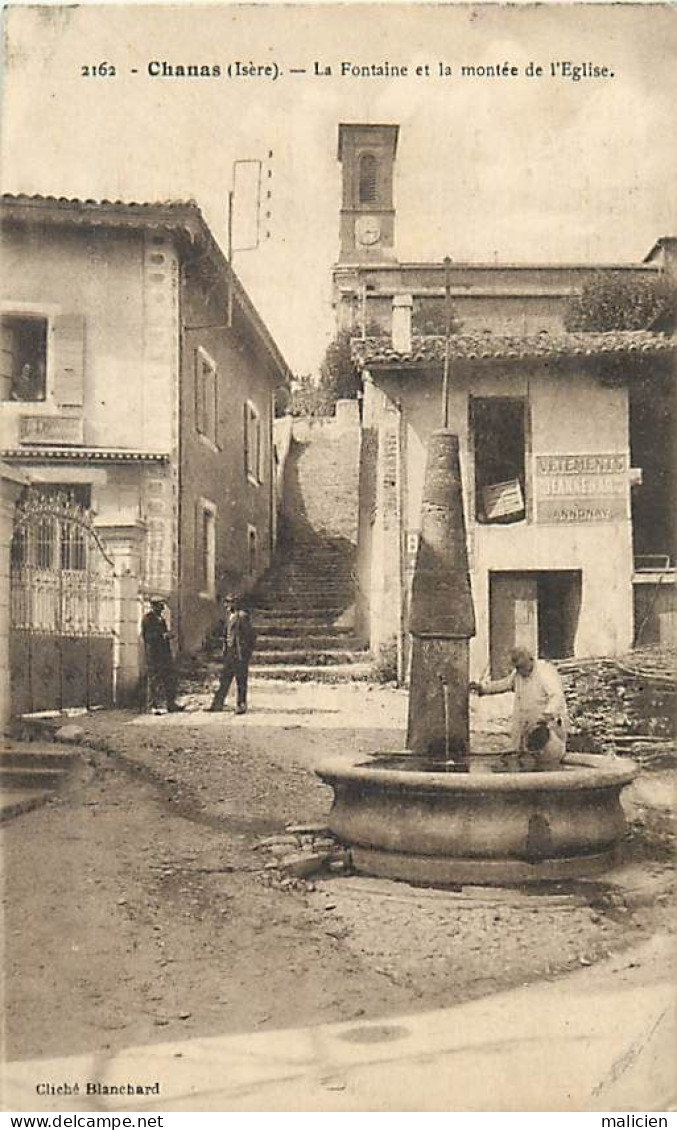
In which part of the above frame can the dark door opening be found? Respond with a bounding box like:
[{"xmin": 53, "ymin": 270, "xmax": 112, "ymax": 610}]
[
  {"xmin": 490, "ymin": 570, "xmax": 581, "ymax": 676},
  {"xmin": 537, "ymin": 572, "xmax": 581, "ymax": 660},
  {"xmin": 629, "ymin": 372, "xmax": 675, "ymax": 564}
]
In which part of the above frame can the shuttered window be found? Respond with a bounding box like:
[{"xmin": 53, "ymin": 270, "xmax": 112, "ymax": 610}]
[
  {"xmin": 195, "ymin": 347, "xmax": 218, "ymax": 445},
  {"xmin": 248, "ymin": 525, "xmax": 257, "ymax": 576},
  {"xmin": 358, "ymin": 153, "xmax": 378, "ymax": 204},
  {"xmin": 195, "ymin": 498, "xmax": 217, "ymax": 599},
  {"xmin": 244, "ymin": 400, "xmax": 262, "ymax": 484}
]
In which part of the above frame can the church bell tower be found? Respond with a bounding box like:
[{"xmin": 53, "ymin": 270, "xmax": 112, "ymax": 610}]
[{"xmin": 338, "ymin": 123, "xmax": 399, "ymax": 262}]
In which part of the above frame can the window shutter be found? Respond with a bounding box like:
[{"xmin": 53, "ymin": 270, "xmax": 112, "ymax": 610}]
[
  {"xmin": 195, "ymin": 352, "xmax": 204, "ymax": 434},
  {"xmin": 212, "ymin": 369, "xmax": 219, "ymax": 448},
  {"xmin": 53, "ymin": 314, "xmax": 85, "ymax": 407},
  {"xmin": 206, "ymin": 368, "xmax": 215, "ymax": 444},
  {"xmin": 195, "ymin": 499, "xmax": 203, "ymax": 586},
  {"xmin": 244, "ymin": 402, "xmax": 249, "ymax": 475},
  {"xmin": 0, "ymin": 321, "xmax": 14, "ymax": 400}
]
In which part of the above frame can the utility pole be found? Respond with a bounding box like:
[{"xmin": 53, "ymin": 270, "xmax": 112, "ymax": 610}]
[
  {"xmin": 227, "ymin": 188, "xmax": 234, "ymax": 328},
  {"xmin": 226, "ymin": 157, "xmax": 267, "ymax": 328}
]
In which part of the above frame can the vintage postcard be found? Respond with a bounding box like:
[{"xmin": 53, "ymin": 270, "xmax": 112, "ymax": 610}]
[{"xmin": 0, "ymin": 0, "xmax": 675, "ymax": 1115}]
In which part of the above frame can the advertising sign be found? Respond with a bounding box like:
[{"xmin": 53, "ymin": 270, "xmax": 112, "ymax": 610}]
[{"xmin": 535, "ymin": 452, "xmax": 629, "ymax": 524}]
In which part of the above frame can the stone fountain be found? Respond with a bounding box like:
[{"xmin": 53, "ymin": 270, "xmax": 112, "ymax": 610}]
[{"xmin": 317, "ymin": 431, "xmax": 637, "ymax": 885}]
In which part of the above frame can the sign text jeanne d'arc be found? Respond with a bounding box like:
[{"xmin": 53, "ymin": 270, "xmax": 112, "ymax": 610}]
[{"xmin": 535, "ymin": 452, "xmax": 629, "ymax": 524}]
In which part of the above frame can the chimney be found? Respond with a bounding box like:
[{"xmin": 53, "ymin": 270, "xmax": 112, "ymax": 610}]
[{"xmin": 392, "ymin": 293, "xmax": 413, "ymax": 353}]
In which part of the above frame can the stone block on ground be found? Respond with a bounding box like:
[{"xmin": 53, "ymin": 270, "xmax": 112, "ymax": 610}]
[
  {"xmin": 328, "ymin": 855, "xmax": 352, "ymax": 874},
  {"xmin": 257, "ymin": 834, "xmax": 299, "ymax": 850},
  {"xmin": 55, "ymin": 724, "xmax": 85, "ymax": 744},
  {"xmin": 285, "ymin": 823, "xmax": 331, "ymax": 836},
  {"xmin": 280, "ymin": 851, "xmax": 331, "ymax": 879},
  {"xmin": 311, "ymin": 837, "xmax": 343, "ymax": 853}
]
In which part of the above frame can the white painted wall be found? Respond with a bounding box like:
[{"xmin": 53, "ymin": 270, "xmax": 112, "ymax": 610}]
[
  {"xmin": 371, "ymin": 364, "xmax": 634, "ymax": 676},
  {"xmin": 0, "ymin": 224, "xmax": 178, "ymax": 456}
]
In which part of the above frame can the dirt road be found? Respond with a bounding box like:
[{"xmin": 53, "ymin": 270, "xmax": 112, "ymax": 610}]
[{"xmin": 3, "ymin": 681, "xmax": 674, "ymax": 1062}]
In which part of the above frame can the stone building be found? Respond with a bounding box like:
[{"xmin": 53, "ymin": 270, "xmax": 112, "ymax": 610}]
[
  {"xmin": 0, "ymin": 194, "xmax": 290, "ymax": 716},
  {"xmin": 333, "ymin": 124, "xmax": 676, "ymax": 677}
]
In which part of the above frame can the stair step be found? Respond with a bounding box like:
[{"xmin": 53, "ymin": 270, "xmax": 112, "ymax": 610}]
[
  {"xmin": 270, "ymin": 549, "xmax": 354, "ymax": 557},
  {"xmin": 257, "ymin": 578, "xmax": 355, "ymax": 590},
  {"xmin": 256, "ymin": 592, "xmax": 355, "ymax": 604},
  {"xmin": 0, "ymin": 765, "xmax": 71, "ymax": 790},
  {"xmin": 0, "ymin": 788, "xmax": 52, "ymax": 822},
  {"xmin": 255, "ymin": 600, "xmax": 354, "ymax": 612},
  {"xmin": 275, "ymin": 553, "xmax": 357, "ymax": 565},
  {"xmin": 255, "ymin": 649, "xmax": 368, "ymax": 666},
  {"xmin": 254, "ymin": 624, "xmax": 355, "ymax": 638},
  {"xmin": 256, "ymin": 601, "xmax": 354, "ymax": 612},
  {"xmin": 254, "ymin": 607, "xmax": 353, "ymax": 620},
  {"xmin": 254, "ymin": 620, "xmax": 355, "ymax": 634},
  {"xmin": 257, "ymin": 634, "xmax": 363, "ymax": 650},
  {"xmin": 0, "ymin": 744, "xmax": 79, "ymax": 770},
  {"xmin": 250, "ymin": 662, "xmax": 373, "ymax": 683}
]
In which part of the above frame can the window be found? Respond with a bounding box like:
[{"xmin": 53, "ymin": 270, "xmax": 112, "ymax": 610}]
[
  {"xmin": 244, "ymin": 400, "xmax": 262, "ymax": 484},
  {"xmin": 195, "ymin": 348, "xmax": 218, "ymax": 446},
  {"xmin": 248, "ymin": 525, "xmax": 257, "ymax": 577},
  {"xmin": 1, "ymin": 314, "xmax": 48, "ymax": 402},
  {"xmin": 471, "ymin": 397, "xmax": 527, "ymax": 524},
  {"xmin": 196, "ymin": 499, "xmax": 216, "ymax": 599},
  {"xmin": 358, "ymin": 153, "xmax": 378, "ymax": 204}
]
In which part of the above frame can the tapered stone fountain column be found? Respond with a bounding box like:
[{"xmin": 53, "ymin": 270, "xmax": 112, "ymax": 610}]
[
  {"xmin": 406, "ymin": 431, "xmax": 475, "ymax": 762},
  {"xmin": 318, "ymin": 439, "xmax": 637, "ymax": 882}
]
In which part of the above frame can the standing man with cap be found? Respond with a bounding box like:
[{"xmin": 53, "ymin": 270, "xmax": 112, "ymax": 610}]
[
  {"xmin": 208, "ymin": 593, "xmax": 256, "ymax": 714},
  {"xmin": 141, "ymin": 598, "xmax": 184, "ymax": 714}
]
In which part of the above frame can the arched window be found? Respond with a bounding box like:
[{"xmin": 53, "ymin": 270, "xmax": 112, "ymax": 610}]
[{"xmin": 358, "ymin": 154, "xmax": 378, "ymax": 204}]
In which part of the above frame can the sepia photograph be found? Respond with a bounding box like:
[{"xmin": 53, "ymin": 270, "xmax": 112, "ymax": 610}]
[{"xmin": 0, "ymin": 0, "xmax": 675, "ymax": 1114}]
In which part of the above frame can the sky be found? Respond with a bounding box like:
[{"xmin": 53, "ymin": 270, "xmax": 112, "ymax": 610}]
[{"xmin": 1, "ymin": 2, "xmax": 676, "ymax": 373}]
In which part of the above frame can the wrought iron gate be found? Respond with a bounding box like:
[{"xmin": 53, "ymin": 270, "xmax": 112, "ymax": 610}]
[{"xmin": 10, "ymin": 489, "xmax": 116, "ymax": 715}]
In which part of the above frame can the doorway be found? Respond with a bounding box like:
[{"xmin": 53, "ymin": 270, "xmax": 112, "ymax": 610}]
[{"xmin": 489, "ymin": 570, "xmax": 582, "ymax": 676}]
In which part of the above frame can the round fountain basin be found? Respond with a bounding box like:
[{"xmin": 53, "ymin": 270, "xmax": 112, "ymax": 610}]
[{"xmin": 316, "ymin": 753, "xmax": 638, "ymax": 885}]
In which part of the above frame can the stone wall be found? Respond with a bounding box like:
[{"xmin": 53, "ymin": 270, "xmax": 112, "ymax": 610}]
[
  {"xmin": 178, "ymin": 262, "xmax": 277, "ymax": 653},
  {"xmin": 291, "ymin": 404, "xmax": 361, "ymax": 546}
]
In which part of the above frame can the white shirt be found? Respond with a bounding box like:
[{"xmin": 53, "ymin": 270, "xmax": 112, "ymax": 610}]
[{"xmin": 481, "ymin": 660, "xmax": 569, "ymax": 751}]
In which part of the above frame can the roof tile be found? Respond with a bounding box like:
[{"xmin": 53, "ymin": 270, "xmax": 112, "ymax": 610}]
[{"xmin": 352, "ymin": 330, "xmax": 676, "ymax": 366}]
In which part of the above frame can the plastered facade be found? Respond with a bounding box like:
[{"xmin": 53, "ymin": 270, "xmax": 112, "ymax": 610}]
[{"xmin": 360, "ymin": 362, "xmax": 634, "ymax": 678}]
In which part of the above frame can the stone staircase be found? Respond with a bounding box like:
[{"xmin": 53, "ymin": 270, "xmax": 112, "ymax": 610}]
[
  {"xmin": 0, "ymin": 741, "xmax": 82, "ymax": 821},
  {"xmin": 251, "ymin": 420, "xmax": 371, "ymax": 682}
]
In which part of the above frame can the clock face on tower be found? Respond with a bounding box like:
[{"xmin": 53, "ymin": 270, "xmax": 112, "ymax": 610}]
[{"xmin": 355, "ymin": 216, "xmax": 382, "ymax": 247}]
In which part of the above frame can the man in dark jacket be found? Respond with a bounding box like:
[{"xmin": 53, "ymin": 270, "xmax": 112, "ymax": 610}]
[
  {"xmin": 141, "ymin": 598, "xmax": 183, "ymax": 713},
  {"xmin": 208, "ymin": 593, "xmax": 256, "ymax": 714}
]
